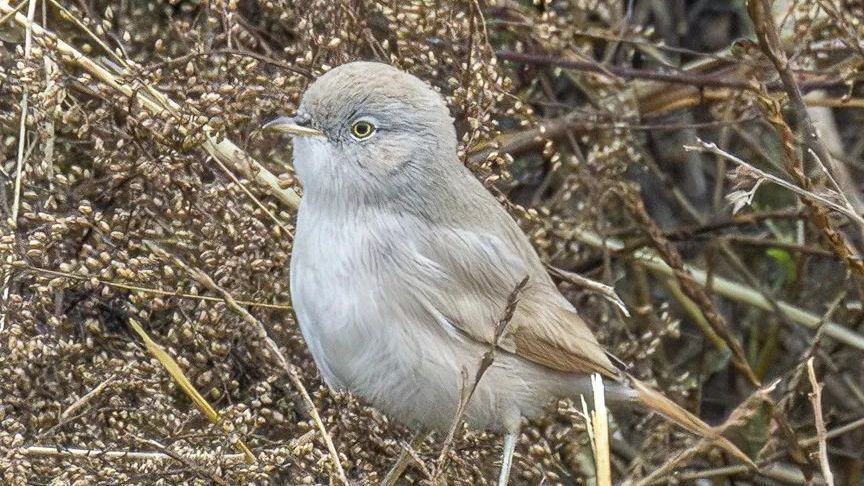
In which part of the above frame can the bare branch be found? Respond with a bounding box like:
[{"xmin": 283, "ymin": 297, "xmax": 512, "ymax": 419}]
[{"xmin": 806, "ymin": 359, "xmax": 835, "ymax": 486}]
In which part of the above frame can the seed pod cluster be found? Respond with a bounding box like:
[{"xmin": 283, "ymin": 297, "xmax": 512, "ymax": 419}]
[{"xmin": 4, "ymin": 0, "xmax": 864, "ymax": 484}]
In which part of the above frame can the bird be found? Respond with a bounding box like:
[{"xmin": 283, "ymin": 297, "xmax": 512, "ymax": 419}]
[{"xmin": 264, "ymin": 61, "xmax": 754, "ymax": 484}]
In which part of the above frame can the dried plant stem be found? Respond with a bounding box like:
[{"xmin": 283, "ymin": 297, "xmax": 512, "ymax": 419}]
[
  {"xmin": 20, "ymin": 445, "xmax": 247, "ymax": 462},
  {"xmin": 634, "ymin": 441, "xmax": 709, "ymax": 485},
  {"xmin": 686, "ymin": 139, "xmax": 864, "ymax": 228},
  {"xmin": 144, "ymin": 241, "xmax": 348, "ymax": 484},
  {"xmin": 9, "ymin": 0, "xmax": 33, "ymax": 226},
  {"xmin": 0, "ymin": 2, "xmax": 301, "ymax": 211},
  {"xmin": 802, "ymin": 416, "xmax": 864, "ymax": 446},
  {"xmin": 656, "ymin": 462, "xmax": 815, "ymax": 484},
  {"xmin": 806, "ymin": 358, "xmax": 834, "ymax": 486},
  {"xmin": 433, "ymin": 276, "xmax": 529, "ymax": 480},
  {"xmin": 381, "ymin": 432, "xmax": 430, "ymax": 486},
  {"xmin": 620, "ymin": 189, "xmax": 760, "ymax": 386},
  {"xmin": 571, "ymin": 228, "xmax": 864, "ymax": 350},
  {"xmin": 0, "ymin": 0, "xmax": 27, "ymax": 23},
  {"xmin": 657, "ymin": 276, "xmax": 727, "ymax": 352},
  {"xmin": 127, "ymin": 318, "xmax": 255, "ymax": 462},
  {"xmin": 547, "ymin": 265, "xmax": 629, "ymax": 317},
  {"xmin": 580, "ymin": 374, "xmax": 611, "ymax": 486},
  {"xmin": 42, "ymin": 54, "xmax": 56, "ymax": 186},
  {"xmin": 1, "ymin": 0, "xmax": 35, "ymax": 333},
  {"xmin": 45, "ymin": 0, "xmax": 128, "ymax": 69},
  {"xmin": 209, "ymin": 154, "xmax": 293, "ymax": 238},
  {"xmin": 24, "ymin": 265, "xmax": 291, "ymax": 310},
  {"xmin": 60, "ymin": 374, "xmax": 116, "ymax": 419}
]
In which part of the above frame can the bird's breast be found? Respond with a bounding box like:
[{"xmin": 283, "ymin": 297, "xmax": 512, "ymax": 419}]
[
  {"xmin": 289, "ymin": 203, "xmax": 411, "ymax": 383},
  {"xmin": 287, "ymin": 202, "xmax": 582, "ymax": 432}
]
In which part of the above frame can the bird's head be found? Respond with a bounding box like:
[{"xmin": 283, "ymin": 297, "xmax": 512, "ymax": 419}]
[{"xmin": 265, "ymin": 62, "xmax": 458, "ymax": 200}]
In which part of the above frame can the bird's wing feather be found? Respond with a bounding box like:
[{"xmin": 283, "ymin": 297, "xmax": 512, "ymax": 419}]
[
  {"xmin": 403, "ymin": 221, "xmax": 756, "ymax": 465},
  {"xmin": 396, "ymin": 217, "xmax": 756, "ymax": 466},
  {"xmin": 402, "ymin": 220, "xmax": 618, "ymax": 378}
]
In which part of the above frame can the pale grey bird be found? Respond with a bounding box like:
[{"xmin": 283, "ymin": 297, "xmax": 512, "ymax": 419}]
[{"xmin": 264, "ymin": 61, "xmax": 753, "ymax": 484}]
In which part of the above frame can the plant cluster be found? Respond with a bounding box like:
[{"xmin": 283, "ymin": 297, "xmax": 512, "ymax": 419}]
[{"xmin": 2, "ymin": 0, "xmax": 863, "ymax": 484}]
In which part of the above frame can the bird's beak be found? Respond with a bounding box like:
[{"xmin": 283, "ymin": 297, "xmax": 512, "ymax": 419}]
[{"xmin": 262, "ymin": 115, "xmax": 324, "ymax": 137}]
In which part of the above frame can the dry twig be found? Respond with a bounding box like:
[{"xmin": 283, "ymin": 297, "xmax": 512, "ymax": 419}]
[
  {"xmin": 127, "ymin": 317, "xmax": 255, "ymax": 462},
  {"xmin": 806, "ymin": 358, "xmax": 835, "ymax": 486},
  {"xmin": 571, "ymin": 228, "xmax": 864, "ymax": 350},
  {"xmin": 143, "ymin": 241, "xmax": 348, "ymax": 484},
  {"xmin": 619, "ymin": 188, "xmax": 761, "ymax": 386},
  {"xmin": 433, "ymin": 276, "xmax": 529, "ymax": 480}
]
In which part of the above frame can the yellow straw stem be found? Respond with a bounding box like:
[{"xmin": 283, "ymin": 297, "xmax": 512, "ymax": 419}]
[
  {"xmin": 128, "ymin": 318, "xmax": 255, "ymax": 463},
  {"xmin": 581, "ymin": 373, "xmax": 611, "ymax": 486}
]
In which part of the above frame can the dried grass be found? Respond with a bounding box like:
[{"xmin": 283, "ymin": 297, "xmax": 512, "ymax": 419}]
[{"xmin": 2, "ymin": 0, "xmax": 864, "ymax": 484}]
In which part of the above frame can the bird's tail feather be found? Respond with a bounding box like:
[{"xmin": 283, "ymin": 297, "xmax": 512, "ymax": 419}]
[{"xmin": 628, "ymin": 375, "xmax": 757, "ymax": 469}]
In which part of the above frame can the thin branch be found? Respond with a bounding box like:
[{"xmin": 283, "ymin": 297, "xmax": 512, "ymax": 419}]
[
  {"xmin": 802, "ymin": 416, "xmax": 864, "ymax": 446},
  {"xmin": 20, "ymin": 445, "xmax": 247, "ymax": 462},
  {"xmin": 659, "ymin": 463, "xmax": 819, "ymax": 484},
  {"xmin": 381, "ymin": 432, "xmax": 432, "ymax": 485},
  {"xmin": 547, "ymin": 265, "xmax": 629, "ymax": 317},
  {"xmin": 61, "ymin": 374, "xmax": 117, "ymax": 419},
  {"xmin": 657, "ymin": 276, "xmax": 727, "ymax": 352},
  {"xmin": 807, "ymin": 146, "xmax": 863, "ymax": 220},
  {"xmin": 806, "ymin": 359, "xmax": 835, "ymax": 486},
  {"xmin": 569, "ymin": 228, "xmax": 864, "ymax": 350},
  {"xmin": 433, "ymin": 276, "xmax": 529, "ymax": 479},
  {"xmin": 0, "ymin": 0, "xmax": 28, "ymax": 24},
  {"xmin": 208, "ymin": 154, "xmax": 293, "ymax": 238},
  {"xmin": 144, "ymin": 241, "xmax": 348, "ymax": 484},
  {"xmin": 2, "ymin": 0, "xmax": 35, "ymax": 333},
  {"xmin": 495, "ymin": 50, "xmax": 847, "ymax": 91},
  {"xmin": 686, "ymin": 139, "xmax": 864, "ymax": 228}
]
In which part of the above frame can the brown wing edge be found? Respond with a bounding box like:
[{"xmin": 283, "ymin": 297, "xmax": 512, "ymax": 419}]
[
  {"xmin": 513, "ymin": 328, "xmax": 618, "ymax": 378},
  {"xmin": 508, "ymin": 294, "xmax": 620, "ymax": 378},
  {"xmin": 498, "ymin": 286, "xmax": 755, "ymax": 469}
]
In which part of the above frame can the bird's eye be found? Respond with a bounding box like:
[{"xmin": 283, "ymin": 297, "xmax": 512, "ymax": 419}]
[{"xmin": 350, "ymin": 120, "xmax": 376, "ymax": 140}]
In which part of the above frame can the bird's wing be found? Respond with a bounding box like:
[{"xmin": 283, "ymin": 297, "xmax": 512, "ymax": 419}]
[
  {"xmin": 401, "ymin": 221, "xmax": 618, "ymax": 378},
  {"xmin": 399, "ymin": 222, "xmax": 760, "ymax": 466}
]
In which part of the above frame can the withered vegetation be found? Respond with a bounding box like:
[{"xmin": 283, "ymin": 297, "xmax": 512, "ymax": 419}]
[{"xmin": 2, "ymin": 0, "xmax": 864, "ymax": 484}]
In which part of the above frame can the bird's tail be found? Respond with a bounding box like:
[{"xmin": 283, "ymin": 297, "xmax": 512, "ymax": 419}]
[{"xmin": 627, "ymin": 375, "xmax": 757, "ymax": 469}]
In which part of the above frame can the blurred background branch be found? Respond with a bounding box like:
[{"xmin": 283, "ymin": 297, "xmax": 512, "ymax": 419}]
[{"xmin": 2, "ymin": 0, "xmax": 863, "ymax": 483}]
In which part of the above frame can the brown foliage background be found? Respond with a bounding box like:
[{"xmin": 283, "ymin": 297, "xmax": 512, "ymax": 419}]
[{"xmin": 1, "ymin": 0, "xmax": 863, "ymax": 484}]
